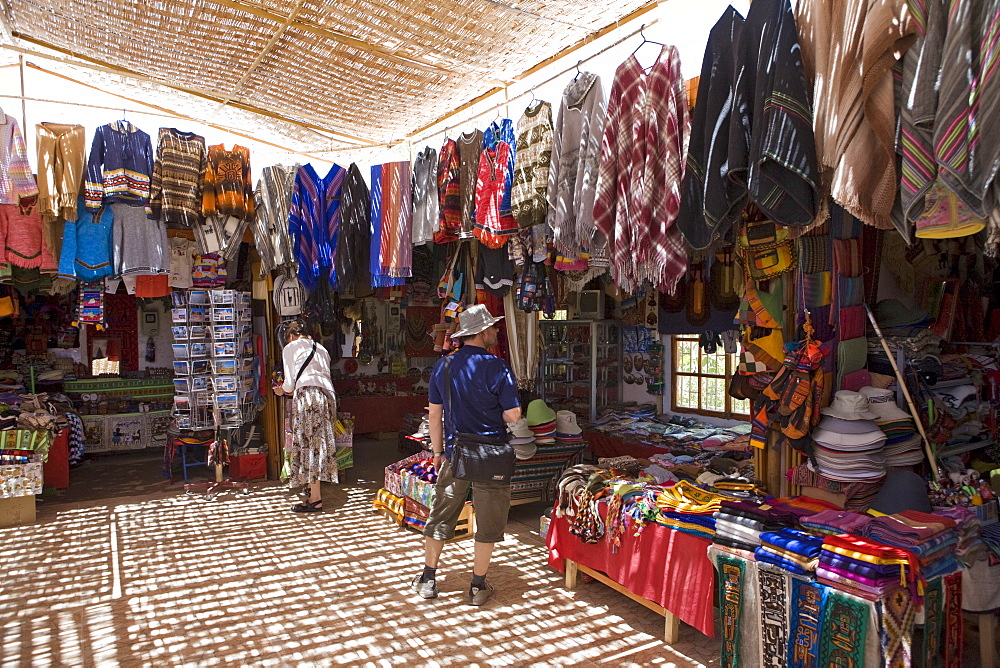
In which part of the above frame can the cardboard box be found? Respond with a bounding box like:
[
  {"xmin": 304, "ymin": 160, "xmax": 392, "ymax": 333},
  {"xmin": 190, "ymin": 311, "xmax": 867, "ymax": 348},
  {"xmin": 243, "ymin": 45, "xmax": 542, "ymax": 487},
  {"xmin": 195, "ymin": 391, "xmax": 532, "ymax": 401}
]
[
  {"xmin": 229, "ymin": 454, "xmax": 267, "ymax": 481},
  {"xmin": 0, "ymin": 495, "xmax": 36, "ymax": 528}
]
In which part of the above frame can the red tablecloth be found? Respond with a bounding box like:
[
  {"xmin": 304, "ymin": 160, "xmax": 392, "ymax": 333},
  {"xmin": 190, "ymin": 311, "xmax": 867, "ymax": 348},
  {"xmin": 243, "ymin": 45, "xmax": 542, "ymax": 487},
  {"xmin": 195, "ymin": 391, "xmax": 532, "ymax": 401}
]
[
  {"xmin": 584, "ymin": 430, "xmax": 668, "ymax": 459},
  {"xmin": 338, "ymin": 394, "xmax": 429, "ymax": 434},
  {"xmin": 547, "ymin": 508, "xmax": 716, "ymax": 637}
]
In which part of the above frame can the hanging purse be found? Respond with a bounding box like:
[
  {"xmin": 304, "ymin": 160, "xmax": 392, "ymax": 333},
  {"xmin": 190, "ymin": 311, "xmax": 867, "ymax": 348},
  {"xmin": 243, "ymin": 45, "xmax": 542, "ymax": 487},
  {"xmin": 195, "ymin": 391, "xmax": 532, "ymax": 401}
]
[{"xmin": 737, "ymin": 209, "xmax": 797, "ymax": 281}]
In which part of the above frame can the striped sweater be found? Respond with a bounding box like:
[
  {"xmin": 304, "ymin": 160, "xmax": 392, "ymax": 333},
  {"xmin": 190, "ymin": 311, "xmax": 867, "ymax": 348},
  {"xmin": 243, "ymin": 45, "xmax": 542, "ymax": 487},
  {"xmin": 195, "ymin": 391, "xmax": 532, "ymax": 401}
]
[
  {"xmin": 84, "ymin": 121, "xmax": 155, "ymax": 211},
  {"xmin": 202, "ymin": 144, "xmax": 254, "ymax": 220},
  {"xmin": 150, "ymin": 128, "xmax": 207, "ymax": 227}
]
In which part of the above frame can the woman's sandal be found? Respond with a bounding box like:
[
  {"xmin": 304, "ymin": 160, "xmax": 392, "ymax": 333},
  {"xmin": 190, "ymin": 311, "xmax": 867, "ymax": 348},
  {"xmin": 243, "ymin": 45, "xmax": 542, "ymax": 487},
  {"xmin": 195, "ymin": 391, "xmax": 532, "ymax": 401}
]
[{"xmin": 292, "ymin": 499, "xmax": 323, "ymax": 513}]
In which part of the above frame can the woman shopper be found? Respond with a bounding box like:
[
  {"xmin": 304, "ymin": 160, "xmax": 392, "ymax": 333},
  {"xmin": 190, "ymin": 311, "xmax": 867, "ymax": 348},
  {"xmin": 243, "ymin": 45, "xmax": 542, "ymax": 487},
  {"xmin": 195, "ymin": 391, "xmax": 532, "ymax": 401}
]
[{"xmin": 273, "ymin": 320, "xmax": 338, "ymax": 512}]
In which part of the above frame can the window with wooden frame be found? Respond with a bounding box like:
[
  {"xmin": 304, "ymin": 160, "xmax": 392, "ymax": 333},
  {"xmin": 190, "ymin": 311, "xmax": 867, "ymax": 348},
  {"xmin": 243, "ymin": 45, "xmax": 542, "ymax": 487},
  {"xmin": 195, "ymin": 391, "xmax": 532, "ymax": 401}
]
[{"xmin": 671, "ymin": 336, "xmax": 750, "ymax": 418}]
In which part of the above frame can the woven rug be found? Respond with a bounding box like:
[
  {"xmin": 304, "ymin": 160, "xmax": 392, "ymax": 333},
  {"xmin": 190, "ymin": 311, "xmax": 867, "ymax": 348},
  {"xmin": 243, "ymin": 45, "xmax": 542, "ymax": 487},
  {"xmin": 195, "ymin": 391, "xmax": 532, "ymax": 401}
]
[
  {"xmin": 880, "ymin": 587, "xmax": 915, "ymax": 667},
  {"xmin": 757, "ymin": 568, "xmax": 790, "ymax": 667},
  {"xmin": 944, "ymin": 572, "xmax": 963, "ymax": 667},
  {"xmin": 717, "ymin": 553, "xmax": 746, "ymax": 668},
  {"xmin": 787, "ymin": 577, "xmax": 825, "ymax": 668},
  {"xmin": 818, "ymin": 589, "xmax": 868, "ymax": 666},
  {"xmin": 922, "ymin": 577, "xmax": 944, "ymax": 668}
]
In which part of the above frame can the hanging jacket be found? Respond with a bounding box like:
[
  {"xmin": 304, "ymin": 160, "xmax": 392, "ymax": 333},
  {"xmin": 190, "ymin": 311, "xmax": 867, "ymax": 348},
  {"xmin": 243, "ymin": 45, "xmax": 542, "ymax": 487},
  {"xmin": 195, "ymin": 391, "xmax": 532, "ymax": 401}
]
[{"xmin": 336, "ymin": 163, "xmax": 371, "ymax": 293}]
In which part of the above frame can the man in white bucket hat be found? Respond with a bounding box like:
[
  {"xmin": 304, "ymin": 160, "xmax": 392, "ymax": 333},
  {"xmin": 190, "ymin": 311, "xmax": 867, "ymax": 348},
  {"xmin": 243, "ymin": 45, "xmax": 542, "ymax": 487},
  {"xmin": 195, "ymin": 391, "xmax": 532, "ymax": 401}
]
[{"xmin": 411, "ymin": 304, "xmax": 522, "ymax": 606}]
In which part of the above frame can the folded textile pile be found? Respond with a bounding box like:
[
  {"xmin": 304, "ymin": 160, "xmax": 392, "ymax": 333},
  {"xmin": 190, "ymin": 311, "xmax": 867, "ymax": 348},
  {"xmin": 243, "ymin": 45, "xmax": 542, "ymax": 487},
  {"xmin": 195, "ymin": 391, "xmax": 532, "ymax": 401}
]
[
  {"xmin": 863, "ymin": 510, "xmax": 961, "ymax": 581},
  {"xmin": 800, "ymin": 509, "xmax": 873, "ymax": 536},
  {"xmin": 710, "ymin": 499, "xmax": 800, "ymax": 552},
  {"xmin": 754, "ymin": 528, "xmax": 824, "ymax": 576},
  {"xmin": 808, "ymin": 393, "xmax": 886, "ymax": 483},
  {"xmin": 787, "ymin": 462, "xmax": 884, "ymax": 511},
  {"xmin": 981, "ymin": 523, "xmax": 1000, "ymax": 561},
  {"xmin": 859, "ymin": 386, "xmax": 924, "ymax": 466},
  {"xmin": 933, "ymin": 505, "xmax": 986, "ymax": 566},
  {"xmin": 766, "ymin": 495, "xmax": 842, "ymax": 519},
  {"xmin": 654, "ymin": 480, "xmax": 725, "ymax": 540},
  {"xmin": 817, "ymin": 533, "xmax": 920, "ymax": 601}
]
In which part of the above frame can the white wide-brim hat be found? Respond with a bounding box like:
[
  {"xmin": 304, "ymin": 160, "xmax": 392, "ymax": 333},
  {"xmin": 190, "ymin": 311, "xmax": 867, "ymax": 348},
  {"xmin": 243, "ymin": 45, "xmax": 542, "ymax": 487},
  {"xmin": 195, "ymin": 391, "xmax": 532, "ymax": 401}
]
[
  {"xmin": 452, "ymin": 304, "xmax": 504, "ymax": 338},
  {"xmin": 820, "ymin": 390, "xmax": 879, "ymax": 421},
  {"xmin": 555, "ymin": 410, "xmax": 583, "ymax": 435},
  {"xmin": 858, "ymin": 386, "xmax": 911, "ymax": 421},
  {"xmin": 507, "ymin": 418, "xmax": 534, "ymax": 439},
  {"xmin": 512, "ymin": 442, "xmax": 538, "ymax": 460}
]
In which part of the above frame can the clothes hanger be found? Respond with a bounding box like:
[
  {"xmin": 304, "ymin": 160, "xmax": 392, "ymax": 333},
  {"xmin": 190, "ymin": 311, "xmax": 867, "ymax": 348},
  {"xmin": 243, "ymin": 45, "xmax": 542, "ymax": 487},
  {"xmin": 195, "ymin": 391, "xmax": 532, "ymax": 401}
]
[
  {"xmin": 573, "ymin": 60, "xmax": 583, "ymax": 81},
  {"xmin": 630, "ymin": 24, "xmax": 667, "ymax": 66}
]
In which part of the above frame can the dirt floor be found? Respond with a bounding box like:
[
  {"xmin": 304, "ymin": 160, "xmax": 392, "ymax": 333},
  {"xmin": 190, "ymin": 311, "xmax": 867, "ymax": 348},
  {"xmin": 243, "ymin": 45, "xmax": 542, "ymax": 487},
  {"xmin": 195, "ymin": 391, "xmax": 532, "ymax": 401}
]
[{"xmin": 0, "ymin": 437, "xmax": 723, "ymax": 667}]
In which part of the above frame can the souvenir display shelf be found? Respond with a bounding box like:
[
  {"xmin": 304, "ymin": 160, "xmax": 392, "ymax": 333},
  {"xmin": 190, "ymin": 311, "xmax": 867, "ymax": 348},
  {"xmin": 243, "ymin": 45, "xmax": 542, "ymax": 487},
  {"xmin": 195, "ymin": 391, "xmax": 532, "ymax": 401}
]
[
  {"xmin": 64, "ymin": 378, "xmax": 173, "ymax": 452},
  {"xmin": 540, "ymin": 320, "xmax": 621, "ymax": 421}
]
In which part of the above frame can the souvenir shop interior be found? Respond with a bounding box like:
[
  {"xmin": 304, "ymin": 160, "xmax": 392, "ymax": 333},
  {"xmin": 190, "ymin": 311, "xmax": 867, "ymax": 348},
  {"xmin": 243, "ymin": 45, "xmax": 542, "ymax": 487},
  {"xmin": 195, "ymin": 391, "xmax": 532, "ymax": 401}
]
[{"xmin": 2, "ymin": 0, "xmax": 1000, "ymax": 663}]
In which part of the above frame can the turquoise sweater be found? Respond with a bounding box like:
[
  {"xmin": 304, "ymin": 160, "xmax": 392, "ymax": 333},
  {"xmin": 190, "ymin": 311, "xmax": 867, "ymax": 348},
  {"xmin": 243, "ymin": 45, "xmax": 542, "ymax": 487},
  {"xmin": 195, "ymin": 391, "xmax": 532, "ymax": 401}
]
[{"xmin": 58, "ymin": 196, "xmax": 114, "ymax": 282}]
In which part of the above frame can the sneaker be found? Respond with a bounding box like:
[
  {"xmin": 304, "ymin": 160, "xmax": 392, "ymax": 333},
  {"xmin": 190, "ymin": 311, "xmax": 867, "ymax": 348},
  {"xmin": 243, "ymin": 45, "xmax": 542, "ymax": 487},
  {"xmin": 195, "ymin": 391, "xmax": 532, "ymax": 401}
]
[
  {"xmin": 410, "ymin": 575, "xmax": 438, "ymax": 599},
  {"xmin": 468, "ymin": 581, "xmax": 494, "ymax": 606}
]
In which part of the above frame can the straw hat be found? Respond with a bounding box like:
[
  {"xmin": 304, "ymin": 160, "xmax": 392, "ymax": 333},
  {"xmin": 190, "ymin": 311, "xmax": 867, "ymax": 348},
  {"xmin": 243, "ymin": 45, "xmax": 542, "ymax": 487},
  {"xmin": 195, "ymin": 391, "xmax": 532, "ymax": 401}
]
[
  {"xmin": 452, "ymin": 304, "xmax": 503, "ymax": 338},
  {"xmin": 858, "ymin": 386, "xmax": 911, "ymax": 422},
  {"xmin": 820, "ymin": 391, "xmax": 878, "ymax": 421},
  {"xmin": 556, "ymin": 410, "xmax": 582, "ymax": 435}
]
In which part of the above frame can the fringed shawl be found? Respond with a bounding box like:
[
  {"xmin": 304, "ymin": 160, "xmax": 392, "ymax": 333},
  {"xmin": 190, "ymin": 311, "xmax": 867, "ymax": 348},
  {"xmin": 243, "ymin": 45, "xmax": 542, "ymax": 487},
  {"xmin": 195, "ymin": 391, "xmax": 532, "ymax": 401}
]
[
  {"xmin": 370, "ymin": 161, "xmax": 413, "ymax": 287},
  {"xmin": 796, "ymin": 0, "xmax": 916, "ymax": 229}
]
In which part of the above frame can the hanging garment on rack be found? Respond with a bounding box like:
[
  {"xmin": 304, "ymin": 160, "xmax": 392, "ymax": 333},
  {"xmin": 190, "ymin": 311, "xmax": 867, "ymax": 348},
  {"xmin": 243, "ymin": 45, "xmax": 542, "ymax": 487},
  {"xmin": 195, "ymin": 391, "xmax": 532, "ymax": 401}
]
[
  {"xmin": 730, "ymin": 0, "xmax": 820, "ymax": 231},
  {"xmin": 474, "ymin": 141, "xmax": 517, "ymax": 248},
  {"xmin": 149, "ymin": 128, "xmax": 207, "ymax": 228},
  {"xmin": 796, "ymin": 0, "xmax": 915, "ymax": 230},
  {"xmin": 168, "ymin": 236, "xmax": 194, "ymax": 289},
  {"xmin": 201, "ymin": 144, "xmax": 254, "ymax": 220},
  {"xmin": 411, "ymin": 147, "xmax": 439, "ymax": 245},
  {"xmin": 594, "ymin": 45, "xmax": 689, "ymax": 295},
  {"xmin": 336, "ymin": 163, "xmax": 371, "ymax": 294},
  {"xmin": 457, "ymin": 130, "xmax": 484, "ymax": 235},
  {"xmin": 0, "ymin": 202, "xmax": 57, "ymax": 274},
  {"xmin": 369, "ymin": 161, "xmax": 413, "ymax": 287},
  {"xmin": 435, "ymin": 138, "xmax": 462, "ymax": 244},
  {"xmin": 253, "ymin": 163, "xmax": 299, "ymax": 273},
  {"xmin": 35, "ymin": 123, "xmax": 86, "ymax": 222},
  {"xmin": 474, "ymin": 244, "xmax": 515, "ymax": 297},
  {"xmin": 57, "ymin": 196, "xmax": 113, "ymax": 282},
  {"xmin": 677, "ymin": 7, "xmax": 745, "ymax": 251},
  {"xmin": 547, "ymin": 72, "xmax": 606, "ymax": 261},
  {"xmin": 0, "ymin": 114, "xmax": 38, "ymax": 206},
  {"xmin": 84, "ymin": 121, "xmax": 154, "ymax": 211},
  {"xmin": 288, "ymin": 163, "xmax": 345, "ymax": 291},
  {"xmin": 111, "ymin": 202, "xmax": 168, "ymax": 275},
  {"xmin": 512, "ymin": 101, "xmax": 553, "ymax": 229},
  {"xmin": 483, "ymin": 118, "xmax": 516, "ymax": 221}
]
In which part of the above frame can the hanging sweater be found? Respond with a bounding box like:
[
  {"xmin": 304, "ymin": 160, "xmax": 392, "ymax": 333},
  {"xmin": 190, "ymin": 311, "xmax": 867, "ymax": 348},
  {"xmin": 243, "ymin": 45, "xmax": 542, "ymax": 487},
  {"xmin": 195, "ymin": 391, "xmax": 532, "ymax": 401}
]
[
  {"xmin": 594, "ymin": 46, "xmax": 689, "ymax": 295},
  {"xmin": 0, "ymin": 114, "xmax": 39, "ymax": 205},
  {"xmin": 435, "ymin": 138, "xmax": 462, "ymax": 244},
  {"xmin": 57, "ymin": 196, "xmax": 114, "ymax": 282},
  {"xmin": 547, "ymin": 72, "xmax": 606, "ymax": 259},
  {"xmin": 202, "ymin": 144, "xmax": 254, "ymax": 220},
  {"xmin": 482, "ymin": 118, "xmax": 517, "ymax": 219},
  {"xmin": 253, "ymin": 164, "xmax": 299, "ymax": 272},
  {"xmin": 474, "ymin": 142, "xmax": 516, "ymax": 248},
  {"xmin": 149, "ymin": 128, "xmax": 207, "ymax": 227},
  {"xmin": 457, "ymin": 130, "xmax": 484, "ymax": 235},
  {"xmin": 511, "ymin": 101, "xmax": 553, "ymax": 228},
  {"xmin": 0, "ymin": 202, "xmax": 57, "ymax": 272},
  {"xmin": 84, "ymin": 121, "xmax": 154, "ymax": 211},
  {"xmin": 35, "ymin": 122, "xmax": 86, "ymax": 221},
  {"xmin": 111, "ymin": 202, "xmax": 168, "ymax": 275},
  {"xmin": 411, "ymin": 147, "xmax": 439, "ymax": 245},
  {"xmin": 336, "ymin": 163, "xmax": 371, "ymax": 293}
]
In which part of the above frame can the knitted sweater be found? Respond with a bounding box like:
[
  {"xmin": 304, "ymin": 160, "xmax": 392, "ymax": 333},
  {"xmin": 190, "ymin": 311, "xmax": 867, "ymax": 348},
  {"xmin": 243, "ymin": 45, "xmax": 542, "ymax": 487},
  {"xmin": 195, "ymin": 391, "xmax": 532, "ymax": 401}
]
[
  {"xmin": 511, "ymin": 101, "xmax": 553, "ymax": 228},
  {"xmin": 0, "ymin": 114, "xmax": 39, "ymax": 205},
  {"xmin": 457, "ymin": 130, "xmax": 484, "ymax": 233},
  {"xmin": 57, "ymin": 196, "xmax": 114, "ymax": 282},
  {"xmin": 0, "ymin": 203, "xmax": 57, "ymax": 271},
  {"xmin": 202, "ymin": 144, "xmax": 254, "ymax": 220},
  {"xmin": 84, "ymin": 121, "xmax": 155, "ymax": 210},
  {"xmin": 150, "ymin": 128, "xmax": 207, "ymax": 227}
]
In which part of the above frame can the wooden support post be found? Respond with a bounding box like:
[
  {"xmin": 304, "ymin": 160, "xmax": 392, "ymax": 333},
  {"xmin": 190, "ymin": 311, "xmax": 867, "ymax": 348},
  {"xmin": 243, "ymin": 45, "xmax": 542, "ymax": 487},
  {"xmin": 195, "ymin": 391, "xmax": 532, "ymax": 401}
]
[
  {"xmin": 982, "ymin": 613, "xmax": 996, "ymax": 668},
  {"xmin": 664, "ymin": 611, "xmax": 680, "ymax": 644},
  {"xmin": 564, "ymin": 559, "xmax": 578, "ymax": 589}
]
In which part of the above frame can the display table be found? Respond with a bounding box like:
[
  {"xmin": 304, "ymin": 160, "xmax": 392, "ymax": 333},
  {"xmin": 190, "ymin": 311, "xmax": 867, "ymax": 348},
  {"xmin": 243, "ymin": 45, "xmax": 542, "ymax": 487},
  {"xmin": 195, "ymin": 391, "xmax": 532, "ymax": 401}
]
[
  {"xmin": 66, "ymin": 378, "xmax": 174, "ymax": 452},
  {"xmin": 547, "ymin": 509, "xmax": 716, "ymax": 643},
  {"xmin": 338, "ymin": 394, "xmax": 428, "ymax": 435},
  {"xmin": 583, "ymin": 429, "xmax": 671, "ymax": 459}
]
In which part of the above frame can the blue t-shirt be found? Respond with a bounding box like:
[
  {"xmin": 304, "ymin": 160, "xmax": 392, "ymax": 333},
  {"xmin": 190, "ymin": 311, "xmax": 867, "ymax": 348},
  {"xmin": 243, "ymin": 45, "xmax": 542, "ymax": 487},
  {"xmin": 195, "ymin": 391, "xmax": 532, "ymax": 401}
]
[{"xmin": 428, "ymin": 344, "xmax": 519, "ymax": 448}]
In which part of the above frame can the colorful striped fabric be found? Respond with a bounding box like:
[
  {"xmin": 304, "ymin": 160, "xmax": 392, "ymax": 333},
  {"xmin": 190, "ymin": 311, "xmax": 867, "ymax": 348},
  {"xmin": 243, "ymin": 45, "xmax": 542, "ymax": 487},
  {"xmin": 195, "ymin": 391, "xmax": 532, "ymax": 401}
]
[
  {"xmin": 289, "ymin": 163, "xmax": 345, "ymax": 291},
  {"xmin": 369, "ymin": 162, "xmax": 413, "ymax": 287},
  {"xmin": 84, "ymin": 121, "xmax": 154, "ymax": 211},
  {"xmin": 0, "ymin": 114, "xmax": 38, "ymax": 205},
  {"xmin": 482, "ymin": 118, "xmax": 516, "ymax": 219}
]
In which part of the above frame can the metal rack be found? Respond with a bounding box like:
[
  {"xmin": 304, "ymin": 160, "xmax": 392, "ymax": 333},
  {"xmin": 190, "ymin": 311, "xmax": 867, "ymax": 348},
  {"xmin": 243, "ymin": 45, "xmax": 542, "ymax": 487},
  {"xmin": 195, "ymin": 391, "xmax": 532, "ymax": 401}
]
[{"xmin": 539, "ymin": 320, "xmax": 621, "ymax": 422}]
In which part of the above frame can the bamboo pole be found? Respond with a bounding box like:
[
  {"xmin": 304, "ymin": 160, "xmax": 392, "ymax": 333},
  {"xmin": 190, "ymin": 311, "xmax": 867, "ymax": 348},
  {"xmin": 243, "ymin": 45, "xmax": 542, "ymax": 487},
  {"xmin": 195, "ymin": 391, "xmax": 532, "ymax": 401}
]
[{"xmin": 865, "ymin": 304, "xmax": 941, "ymax": 479}]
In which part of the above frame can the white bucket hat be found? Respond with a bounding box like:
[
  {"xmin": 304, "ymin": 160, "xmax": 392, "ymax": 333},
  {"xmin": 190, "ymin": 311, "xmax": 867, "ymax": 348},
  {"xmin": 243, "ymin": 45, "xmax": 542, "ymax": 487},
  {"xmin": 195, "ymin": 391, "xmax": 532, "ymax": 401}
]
[
  {"xmin": 507, "ymin": 418, "xmax": 534, "ymax": 439},
  {"xmin": 452, "ymin": 304, "xmax": 504, "ymax": 338},
  {"xmin": 858, "ymin": 386, "xmax": 911, "ymax": 422},
  {"xmin": 820, "ymin": 390, "xmax": 878, "ymax": 421},
  {"xmin": 556, "ymin": 410, "xmax": 582, "ymax": 435}
]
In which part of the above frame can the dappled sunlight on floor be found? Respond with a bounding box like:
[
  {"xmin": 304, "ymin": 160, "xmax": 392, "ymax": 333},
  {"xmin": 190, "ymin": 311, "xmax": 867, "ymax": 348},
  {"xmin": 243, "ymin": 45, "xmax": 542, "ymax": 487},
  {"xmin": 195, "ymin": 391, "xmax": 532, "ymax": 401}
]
[{"xmin": 0, "ymin": 482, "xmax": 719, "ymax": 666}]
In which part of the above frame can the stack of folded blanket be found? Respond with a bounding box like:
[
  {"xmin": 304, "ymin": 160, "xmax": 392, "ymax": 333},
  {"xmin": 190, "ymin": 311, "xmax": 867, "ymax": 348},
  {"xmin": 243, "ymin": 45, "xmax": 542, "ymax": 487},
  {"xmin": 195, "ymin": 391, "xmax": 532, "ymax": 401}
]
[
  {"xmin": 933, "ymin": 506, "xmax": 986, "ymax": 566},
  {"xmin": 654, "ymin": 480, "xmax": 725, "ymax": 539},
  {"xmin": 711, "ymin": 499, "xmax": 800, "ymax": 552},
  {"xmin": 863, "ymin": 510, "xmax": 961, "ymax": 581},
  {"xmin": 817, "ymin": 534, "xmax": 920, "ymax": 601},
  {"xmin": 800, "ymin": 509, "xmax": 873, "ymax": 536},
  {"xmin": 754, "ymin": 528, "xmax": 824, "ymax": 576}
]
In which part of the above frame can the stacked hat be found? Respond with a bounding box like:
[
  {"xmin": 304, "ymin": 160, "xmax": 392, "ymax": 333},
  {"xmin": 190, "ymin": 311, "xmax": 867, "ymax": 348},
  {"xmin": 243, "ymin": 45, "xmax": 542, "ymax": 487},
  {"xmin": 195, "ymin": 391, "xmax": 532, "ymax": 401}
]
[
  {"xmin": 554, "ymin": 410, "xmax": 584, "ymax": 445},
  {"xmin": 859, "ymin": 386, "xmax": 924, "ymax": 467},
  {"xmin": 526, "ymin": 400, "xmax": 557, "ymax": 444},
  {"xmin": 808, "ymin": 391, "xmax": 887, "ymax": 483},
  {"xmin": 507, "ymin": 418, "xmax": 537, "ymax": 460}
]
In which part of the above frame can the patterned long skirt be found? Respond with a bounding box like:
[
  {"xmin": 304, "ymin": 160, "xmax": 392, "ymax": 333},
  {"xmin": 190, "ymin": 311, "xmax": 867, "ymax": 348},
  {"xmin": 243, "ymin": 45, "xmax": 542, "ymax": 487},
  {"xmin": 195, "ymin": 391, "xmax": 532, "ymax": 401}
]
[{"xmin": 287, "ymin": 387, "xmax": 339, "ymax": 486}]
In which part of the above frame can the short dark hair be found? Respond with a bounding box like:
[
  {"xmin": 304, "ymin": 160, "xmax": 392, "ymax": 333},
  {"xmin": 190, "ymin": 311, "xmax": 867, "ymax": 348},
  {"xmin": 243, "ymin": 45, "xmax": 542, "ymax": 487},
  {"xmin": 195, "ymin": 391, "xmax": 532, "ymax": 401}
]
[{"xmin": 284, "ymin": 319, "xmax": 307, "ymax": 342}]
